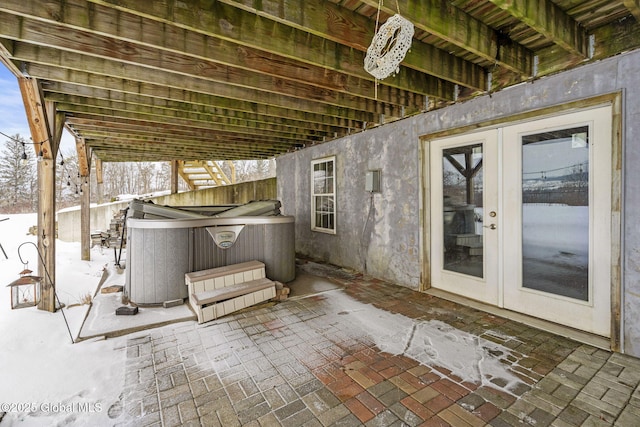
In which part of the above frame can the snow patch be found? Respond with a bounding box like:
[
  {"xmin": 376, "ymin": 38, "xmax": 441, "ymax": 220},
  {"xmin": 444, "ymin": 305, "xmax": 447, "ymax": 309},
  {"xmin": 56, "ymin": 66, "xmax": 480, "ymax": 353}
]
[
  {"xmin": 0, "ymin": 213, "xmax": 130, "ymax": 426},
  {"xmin": 324, "ymin": 290, "xmax": 525, "ymax": 393}
]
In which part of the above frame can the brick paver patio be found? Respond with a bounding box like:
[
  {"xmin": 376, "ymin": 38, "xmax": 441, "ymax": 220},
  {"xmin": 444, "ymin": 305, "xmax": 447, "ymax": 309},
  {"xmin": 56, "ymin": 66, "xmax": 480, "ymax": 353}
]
[{"xmin": 112, "ymin": 261, "xmax": 640, "ymax": 426}]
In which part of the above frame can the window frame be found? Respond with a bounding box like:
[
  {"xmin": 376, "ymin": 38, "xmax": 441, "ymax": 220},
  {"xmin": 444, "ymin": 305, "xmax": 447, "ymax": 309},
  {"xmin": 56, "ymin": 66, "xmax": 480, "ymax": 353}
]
[{"xmin": 310, "ymin": 156, "xmax": 337, "ymax": 234}]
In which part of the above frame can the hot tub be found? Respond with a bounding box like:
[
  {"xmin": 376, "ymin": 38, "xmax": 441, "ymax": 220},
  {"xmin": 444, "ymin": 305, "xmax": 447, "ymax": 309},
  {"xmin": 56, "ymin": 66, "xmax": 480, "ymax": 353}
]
[{"xmin": 124, "ymin": 201, "xmax": 295, "ymax": 305}]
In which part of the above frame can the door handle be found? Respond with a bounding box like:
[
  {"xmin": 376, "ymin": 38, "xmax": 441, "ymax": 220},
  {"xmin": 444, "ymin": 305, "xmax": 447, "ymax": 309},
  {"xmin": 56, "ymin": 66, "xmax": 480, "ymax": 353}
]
[{"xmin": 483, "ymin": 224, "xmax": 496, "ymax": 230}]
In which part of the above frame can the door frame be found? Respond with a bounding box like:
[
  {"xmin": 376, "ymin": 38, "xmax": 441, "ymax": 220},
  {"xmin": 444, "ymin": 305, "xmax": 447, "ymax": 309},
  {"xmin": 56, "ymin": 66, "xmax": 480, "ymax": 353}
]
[
  {"xmin": 419, "ymin": 93, "xmax": 623, "ymax": 350},
  {"xmin": 428, "ymin": 129, "xmax": 500, "ymax": 306}
]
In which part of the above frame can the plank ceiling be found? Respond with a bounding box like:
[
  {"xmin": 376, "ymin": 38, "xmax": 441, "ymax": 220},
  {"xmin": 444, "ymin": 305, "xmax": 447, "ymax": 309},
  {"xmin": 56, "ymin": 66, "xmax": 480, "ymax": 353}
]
[{"xmin": 1, "ymin": 0, "xmax": 639, "ymax": 162}]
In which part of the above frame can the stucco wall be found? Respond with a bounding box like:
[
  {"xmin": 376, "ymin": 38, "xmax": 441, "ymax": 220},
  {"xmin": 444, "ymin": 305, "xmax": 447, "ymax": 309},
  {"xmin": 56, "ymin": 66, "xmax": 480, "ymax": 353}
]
[
  {"xmin": 278, "ymin": 124, "xmax": 422, "ymax": 288},
  {"xmin": 277, "ymin": 49, "xmax": 640, "ymax": 356},
  {"xmin": 57, "ymin": 178, "xmax": 276, "ymax": 242}
]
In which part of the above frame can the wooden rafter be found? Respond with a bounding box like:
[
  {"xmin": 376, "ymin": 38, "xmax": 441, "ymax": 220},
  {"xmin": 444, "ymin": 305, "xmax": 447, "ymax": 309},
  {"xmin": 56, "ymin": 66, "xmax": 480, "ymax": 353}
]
[
  {"xmin": 217, "ymin": 0, "xmax": 487, "ymax": 90},
  {"xmin": 6, "ymin": 45, "xmax": 397, "ymax": 121},
  {"xmin": 623, "ymin": 0, "xmax": 640, "ymax": 22},
  {"xmin": 84, "ymin": 0, "xmax": 454, "ymax": 94},
  {"xmin": 46, "ymin": 81, "xmax": 359, "ymax": 133},
  {"xmin": 75, "ymin": 137, "xmax": 91, "ymax": 177},
  {"xmin": 488, "ymin": 0, "xmax": 588, "ymax": 57},
  {"xmin": 18, "ymin": 78, "xmax": 53, "ymax": 158},
  {"xmin": 0, "ymin": 0, "xmax": 638, "ymax": 162},
  {"xmin": 357, "ymin": 0, "xmax": 533, "ymax": 75},
  {"xmin": 0, "ymin": 1, "xmax": 453, "ymax": 99},
  {"xmin": 0, "ymin": 38, "xmax": 20, "ymax": 75}
]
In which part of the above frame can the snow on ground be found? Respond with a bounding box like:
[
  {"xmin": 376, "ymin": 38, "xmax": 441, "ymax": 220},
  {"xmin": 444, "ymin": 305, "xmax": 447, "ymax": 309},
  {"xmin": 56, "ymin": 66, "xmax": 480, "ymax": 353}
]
[
  {"xmin": 324, "ymin": 289, "xmax": 526, "ymax": 394},
  {"xmin": 0, "ymin": 213, "xmax": 130, "ymax": 426},
  {"xmin": 0, "ymin": 212, "xmax": 531, "ymax": 426}
]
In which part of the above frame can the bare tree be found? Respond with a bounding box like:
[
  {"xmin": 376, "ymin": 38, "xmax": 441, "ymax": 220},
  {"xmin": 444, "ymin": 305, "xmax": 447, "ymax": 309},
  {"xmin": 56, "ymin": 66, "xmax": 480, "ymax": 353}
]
[
  {"xmin": 0, "ymin": 143, "xmax": 277, "ymax": 212},
  {"xmin": 0, "ymin": 134, "xmax": 37, "ymax": 213},
  {"xmin": 231, "ymin": 159, "xmax": 276, "ymax": 182}
]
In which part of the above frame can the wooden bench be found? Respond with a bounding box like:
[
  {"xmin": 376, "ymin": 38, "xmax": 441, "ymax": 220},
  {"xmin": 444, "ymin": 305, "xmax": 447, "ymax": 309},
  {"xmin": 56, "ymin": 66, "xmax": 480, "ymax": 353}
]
[{"xmin": 185, "ymin": 260, "xmax": 276, "ymax": 324}]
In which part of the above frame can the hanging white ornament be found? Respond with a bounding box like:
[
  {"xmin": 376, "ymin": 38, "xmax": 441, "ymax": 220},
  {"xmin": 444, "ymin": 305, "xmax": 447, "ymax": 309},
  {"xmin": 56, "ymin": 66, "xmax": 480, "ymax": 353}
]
[{"xmin": 364, "ymin": 14, "xmax": 414, "ymax": 80}]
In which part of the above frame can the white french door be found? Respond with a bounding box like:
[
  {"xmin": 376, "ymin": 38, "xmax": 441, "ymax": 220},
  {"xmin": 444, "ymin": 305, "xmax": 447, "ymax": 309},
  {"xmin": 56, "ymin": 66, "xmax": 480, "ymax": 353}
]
[
  {"xmin": 429, "ymin": 105, "xmax": 612, "ymax": 337},
  {"xmin": 429, "ymin": 129, "xmax": 500, "ymax": 305}
]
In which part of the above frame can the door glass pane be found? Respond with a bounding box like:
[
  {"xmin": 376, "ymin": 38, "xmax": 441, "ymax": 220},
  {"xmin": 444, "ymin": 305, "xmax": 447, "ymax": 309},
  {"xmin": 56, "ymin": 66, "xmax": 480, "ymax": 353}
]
[
  {"xmin": 442, "ymin": 143, "xmax": 484, "ymax": 278},
  {"xmin": 521, "ymin": 126, "xmax": 589, "ymax": 301}
]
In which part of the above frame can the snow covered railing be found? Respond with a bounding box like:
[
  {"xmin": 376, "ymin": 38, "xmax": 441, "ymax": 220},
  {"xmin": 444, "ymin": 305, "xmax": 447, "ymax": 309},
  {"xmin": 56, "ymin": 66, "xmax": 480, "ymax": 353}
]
[{"xmin": 185, "ymin": 260, "xmax": 276, "ymax": 324}]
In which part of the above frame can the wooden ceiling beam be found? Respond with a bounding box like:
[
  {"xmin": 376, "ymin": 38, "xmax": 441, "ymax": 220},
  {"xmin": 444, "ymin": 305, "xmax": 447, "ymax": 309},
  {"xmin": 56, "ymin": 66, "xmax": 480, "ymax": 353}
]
[
  {"xmin": 48, "ymin": 94, "xmax": 325, "ymax": 141},
  {"xmin": 84, "ymin": 140, "xmax": 299, "ymax": 160},
  {"xmin": 91, "ymin": 141, "xmax": 282, "ymax": 162},
  {"xmin": 5, "ymin": 44, "xmax": 408, "ymax": 123},
  {"xmin": 75, "ymin": 136, "xmax": 91, "ymax": 177},
  {"xmin": 0, "ymin": 39, "xmax": 21, "ymax": 76},
  {"xmin": 357, "ymin": 0, "xmax": 533, "ymax": 76},
  {"xmin": 67, "ymin": 128, "xmax": 298, "ymax": 150},
  {"xmin": 622, "ymin": 0, "xmax": 640, "ymax": 23},
  {"xmin": 54, "ymin": 102, "xmax": 323, "ymax": 144},
  {"xmin": 89, "ymin": 137, "xmax": 289, "ymax": 154},
  {"xmin": 65, "ymin": 117, "xmax": 325, "ymax": 143},
  {"xmin": 488, "ymin": 0, "xmax": 588, "ymax": 57},
  {"xmin": 17, "ymin": 77, "xmax": 54, "ymax": 158},
  {"xmin": 0, "ymin": 0, "xmax": 456, "ymax": 98},
  {"xmin": 217, "ymin": 0, "xmax": 487, "ymax": 90},
  {"xmin": 13, "ymin": 52, "xmax": 388, "ymax": 124},
  {"xmin": 44, "ymin": 80, "xmax": 362, "ymax": 133},
  {"xmin": 49, "ymin": 88, "xmax": 343, "ymax": 136},
  {"xmin": 64, "ymin": 110, "xmax": 335, "ymax": 139},
  {"xmin": 67, "ymin": 116, "xmax": 330, "ymax": 145},
  {"xmin": 85, "ymin": 0, "xmax": 457, "ymax": 95},
  {"xmin": 534, "ymin": 16, "xmax": 640, "ymax": 76},
  {"xmin": 92, "ymin": 140, "xmax": 285, "ymax": 157},
  {"xmin": 0, "ymin": 14, "xmax": 429, "ymax": 111}
]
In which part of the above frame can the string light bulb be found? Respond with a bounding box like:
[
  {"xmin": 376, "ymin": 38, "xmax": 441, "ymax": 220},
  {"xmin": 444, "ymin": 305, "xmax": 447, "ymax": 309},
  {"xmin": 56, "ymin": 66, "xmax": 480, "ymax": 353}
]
[{"xmin": 20, "ymin": 144, "xmax": 28, "ymax": 166}]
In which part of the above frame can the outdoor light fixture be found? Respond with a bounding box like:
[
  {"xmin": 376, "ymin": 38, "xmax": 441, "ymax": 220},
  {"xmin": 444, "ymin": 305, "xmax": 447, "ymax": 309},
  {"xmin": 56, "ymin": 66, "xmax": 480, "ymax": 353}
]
[
  {"xmin": 12, "ymin": 136, "xmax": 48, "ymax": 164},
  {"xmin": 0, "ymin": 131, "xmax": 49, "ymax": 165},
  {"xmin": 35, "ymin": 140, "xmax": 43, "ymax": 161},
  {"xmin": 6, "ymin": 267, "xmax": 41, "ymax": 309},
  {"xmin": 20, "ymin": 144, "xmax": 28, "ymax": 166},
  {"xmin": 11, "ymin": 242, "xmax": 75, "ymax": 343}
]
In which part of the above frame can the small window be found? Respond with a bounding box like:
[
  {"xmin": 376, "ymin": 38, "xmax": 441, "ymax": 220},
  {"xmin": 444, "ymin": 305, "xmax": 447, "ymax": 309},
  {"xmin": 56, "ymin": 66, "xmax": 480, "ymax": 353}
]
[{"xmin": 311, "ymin": 156, "xmax": 336, "ymax": 233}]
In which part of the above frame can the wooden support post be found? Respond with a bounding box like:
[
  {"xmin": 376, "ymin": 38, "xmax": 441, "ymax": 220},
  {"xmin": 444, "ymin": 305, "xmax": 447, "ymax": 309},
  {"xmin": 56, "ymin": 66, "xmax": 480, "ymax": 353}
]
[
  {"xmin": 171, "ymin": 160, "xmax": 179, "ymax": 194},
  {"xmin": 37, "ymin": 158, "xmax": 57, "ymax": 312},
  {"xmin": 95, "ymin": 158, "xmax": 104, "ymax": 205},
  {"xmin": 19, "ymin": 77, "xmax": 59, "ymax": 312},
  {"xmin": 227, "ymin": 160, "xmax": 236, "ymax": 184},
  {"xmin": 76, "ymin": 137, "xmax": 91, "ymax": 261},
  {"xmin": 80, "ymin": 174, "xmax": 90, "ymax": 261}
]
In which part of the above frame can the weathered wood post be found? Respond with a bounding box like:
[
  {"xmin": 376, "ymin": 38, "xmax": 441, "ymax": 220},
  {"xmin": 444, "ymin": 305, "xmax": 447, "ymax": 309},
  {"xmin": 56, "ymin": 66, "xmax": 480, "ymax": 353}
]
[
  {"xmin": 76, "ymin": 137, "xmax": 91, "ymax": 261},
  {"xmin": 171, "ymin": 160, "xmax": 179, "ymax": 194},
  {"xmin": 95, "ymin": 158, "xmax": 104, "ymax": 205},
  {"xmin": 19, "ymin": 77, "xmax": 60, "ymax": 312}
]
